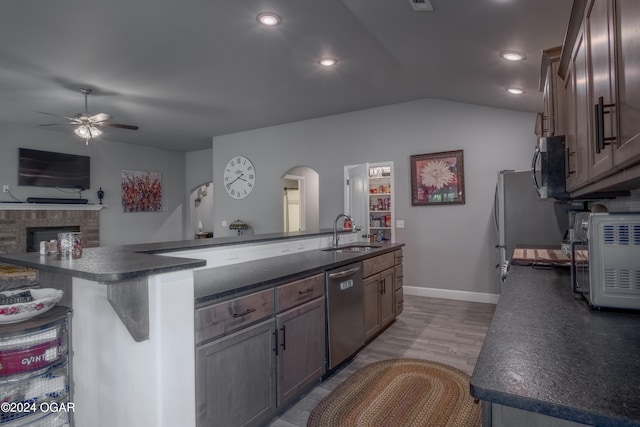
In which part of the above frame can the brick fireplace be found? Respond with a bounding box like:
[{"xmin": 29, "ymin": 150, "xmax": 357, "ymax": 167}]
[{"xmin": 0, "ymin": 206, "xmax": 101, "ymax": 254}]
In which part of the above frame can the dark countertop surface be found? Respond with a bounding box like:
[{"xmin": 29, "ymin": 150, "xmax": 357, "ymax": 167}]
[
  {"xmin": 194, "ymin": 243, "xmax": 403, "ymax": 305},
  {"xmin": 0, "ymin": 229, "xmax": 400, "ymax": 288},
  {"xmin": 470, "ymin": 265, "xmax": 640, "ymax": 427},
  {"xmin": 0, "ymin": 229, "xmax": 351, "ymax": 283}
]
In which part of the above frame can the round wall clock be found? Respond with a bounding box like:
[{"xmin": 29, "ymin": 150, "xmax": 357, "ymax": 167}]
[{"xmin": 223, "ymin": 156, "xmax": 256, "ymax": 199}]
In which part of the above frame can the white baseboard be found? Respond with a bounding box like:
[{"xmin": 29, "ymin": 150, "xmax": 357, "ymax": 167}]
[{"xmin": 404, "ymin": 286, "xmax": 499, "ymax": 305}]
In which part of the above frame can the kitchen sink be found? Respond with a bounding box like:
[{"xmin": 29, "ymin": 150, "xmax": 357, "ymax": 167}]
[{"xmin": 322, "ymin": 244, "xmax": 382, "ymax": 253}]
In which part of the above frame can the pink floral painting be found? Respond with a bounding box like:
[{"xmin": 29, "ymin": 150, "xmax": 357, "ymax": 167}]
[
  {"xmin": 121, "ymin": 170, "xmax": 163, "ymax": 212},
  {"xmin": 410, "ymin": 150, "xmax": 465, "ymax": 206}
]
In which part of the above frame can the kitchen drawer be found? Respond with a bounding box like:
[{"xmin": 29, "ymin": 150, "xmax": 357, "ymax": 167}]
[
  {"xmin": 394, "ymin": 249, "xmax": 403, "ymax": 265},
  {"xmin": 362, "ymin": 252, "xmax": 395, "ymax": 278},
  {"xmin": 276, "ymin": 273, "xmax": 324, "ymax": 313},
  {"xmin": 395, "ymin": 288, "xmax": 403, "ymax": 316},
  {"xmin": 195, "ymin": 289, "xmax": 274, "ymax": 345},
  {"xmin": 394, "ymin": 264, "xmax": 403, "ymax": 291}
]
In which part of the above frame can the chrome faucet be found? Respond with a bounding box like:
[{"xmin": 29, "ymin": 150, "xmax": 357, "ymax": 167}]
[{"xmin": 333, "ymin": 213, "xmax": 355, "ymax": 247}]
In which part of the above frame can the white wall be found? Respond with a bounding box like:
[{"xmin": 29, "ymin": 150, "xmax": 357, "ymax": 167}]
[
  {"xmin": 212, "ymin": 98, "xmax": 538, "ymax": 295},
  {"xmin": 0, "ymin": 123, "xmax": 186, "ymax": 246}
]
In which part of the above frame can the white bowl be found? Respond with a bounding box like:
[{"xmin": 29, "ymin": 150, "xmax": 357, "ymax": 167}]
[{"xmin": 0, "ymin": 288, "xmax": 64, "ymax": 324}]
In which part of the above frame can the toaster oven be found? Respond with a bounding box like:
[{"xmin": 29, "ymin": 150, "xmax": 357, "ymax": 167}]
[{"xmin": 571, "ymin": 212, "xmax": 640, "ymax": 310}]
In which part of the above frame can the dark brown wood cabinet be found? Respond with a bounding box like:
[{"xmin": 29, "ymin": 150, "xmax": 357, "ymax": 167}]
[
  {"xmin": 613, "ymin": 0, "xmax": 640, "ymax": 168},
  {"xmin": 196, "ymin": 319, "xmax": 277, "ymax": 427},
  {"xmin": 363, "ymin": 251, "xmax": 397, "ymax": 342},
  {"xmin": 559, "ymin": 0, "xmax": 640, "ymax": 196},
  {"xmin": 394, "ymin": 249, "xmax": 404, "ymax": 316},
  {"xmin": 196, "ymin": 273, "xmax": 325, "ymax": 427},
  {"xmin": 539, "ymin": 47, "xmax": 566, "ymax": 138},
  {"xmin": 585, "ymin": 0, "xmax": 616, "ymax": 180},
  {"xmin": 275, "ymin": 297, "xmax": 325, "ymax": 407},
  {"xmin": 564, "ymin": 23, "xmax": 591, "ymax": 191}
]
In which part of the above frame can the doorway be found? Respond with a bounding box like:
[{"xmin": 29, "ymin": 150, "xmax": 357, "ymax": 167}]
[
  {"xmin": 190, "ymin": 182, "xmax": 213, "ymax": 238},
  {"xmin": 283, "ymin": 179, "xmax": 302, "ymax": 232},
  {"xmin": 281, "ymin": 166, "xmax": 319, "ymax": 232}
]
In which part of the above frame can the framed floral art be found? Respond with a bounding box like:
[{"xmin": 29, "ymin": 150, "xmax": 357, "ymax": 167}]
[
  {"xmin": 121, "ymin": 170, "xmax": 163, "ymax": 212},
  {"xmin": 410, "ymin": 150, "xmax": 465, "ymax": 206}
]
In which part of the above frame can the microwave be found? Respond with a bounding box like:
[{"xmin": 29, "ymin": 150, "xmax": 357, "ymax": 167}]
[
  {"xmin": 571, "ymin": 212, "xmax": 640, "ymax": 310},
  {"xmin": 531, "ymin": 135, "xmax": 569, "ymax": 200}
]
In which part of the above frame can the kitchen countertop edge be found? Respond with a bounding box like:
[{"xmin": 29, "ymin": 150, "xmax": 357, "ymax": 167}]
[
  {"xmin": 194, "ymin": 243, "xmax": 404, "ymax": 305},
  {"xmin": 470, "ymin": 265, "xmax": 640, "ymax": 427}
]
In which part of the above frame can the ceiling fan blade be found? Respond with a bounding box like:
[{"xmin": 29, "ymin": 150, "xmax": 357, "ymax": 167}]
[
  {"xmin": 89, "ymin": 112, "xmax": 111, "ymax": 123},
  {"xmin": 38, "ymin": 123, "xmax": 78, "ymax": 127},
  {"xmin": 100, "ymin": 122, "xmax": 139, "ymax": 130},
  {"xmin": 37, "ymin": 111, "xmax": 81, "ymax": 123}
]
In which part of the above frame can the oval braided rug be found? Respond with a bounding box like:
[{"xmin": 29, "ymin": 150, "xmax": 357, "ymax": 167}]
[{"xmin": 307, "ymin": 358, "xmax": 480, "ymax": 427}]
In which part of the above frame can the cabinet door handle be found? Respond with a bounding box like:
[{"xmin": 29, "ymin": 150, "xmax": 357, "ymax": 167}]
[
  {"xmin": 564, "ymin": 148, "xmax": 575, "ymax": 178},
  {"xmin": 595, "ymin": 96, "xmax": 616, "ymax": 153},
  {"xmin": 233, "ymin": 308, "xmax": 256, "ymax": 318},
  {"xmin": 280, "ymin": 325, "xmax": 287, "ymax": 351},
  {"xmin": 298, "ymin": 288, "xmax": 313, "ymax": 295},
  {"xmin": 273, "ymin": 330, "xmax": 279, "ymax": 356}
]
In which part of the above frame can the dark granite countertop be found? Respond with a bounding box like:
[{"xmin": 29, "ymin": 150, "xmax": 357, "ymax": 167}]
[
  {"xmin": 0, "ymin": 229, "xmax": 349, "ymax": 283},
  {"xmin": 121, "ymin": 228, "xmax": 342, "ymax": 253},
  {"xmin": 0, "ymin": 247, "xmax": 207, "ymax": 283},
  {"xmin": 470, "ymin": 265, "xmax": 640, "ymax": 427},
  {"xmin": 194, "ymin": 243, "xmax": 404, "ymax": 305}
]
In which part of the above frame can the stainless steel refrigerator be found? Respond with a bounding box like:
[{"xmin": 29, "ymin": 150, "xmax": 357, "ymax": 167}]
[{"xmin": 495, "ymin": 170, "xmax": 567, "ymax": 278}]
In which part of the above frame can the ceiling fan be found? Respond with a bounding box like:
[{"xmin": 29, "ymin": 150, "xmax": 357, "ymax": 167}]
[{"xmin": 39, "ymin": 88, "xmax": 139, "ymax": 144}]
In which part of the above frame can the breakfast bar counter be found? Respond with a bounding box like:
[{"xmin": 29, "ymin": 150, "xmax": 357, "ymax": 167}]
[
  {"xmin": 470, "ymin": 265, "xmax": 640, "ymax": 427},
  {"xmin": 0, "ymin": 229, "xmax": 402, "ymax": 427}
]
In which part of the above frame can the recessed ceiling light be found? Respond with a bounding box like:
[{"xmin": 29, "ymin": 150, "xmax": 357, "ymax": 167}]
[
  {"xmin": 318, "ymin": 57, "xmax": 337, "ymax": 67},
  {"xmin": 257, "ymin": 12, "xmax": 281, "ymax": 26},
  {"xmin": 506, "ymin": 87, "xmax": 526, "ymax": 95},
  {"xmin": 500, "ymin": 51, "xmax": 526, "ymax": 61}
]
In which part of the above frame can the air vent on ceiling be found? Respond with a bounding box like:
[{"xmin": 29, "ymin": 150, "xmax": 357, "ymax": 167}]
[{"xmin": 409, "ymin": 0, "xmax": 434, "ymax": 12}]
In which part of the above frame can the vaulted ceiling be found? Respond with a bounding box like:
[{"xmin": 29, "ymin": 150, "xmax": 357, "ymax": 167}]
[{"xmin": 0, "ymin": 0, "xmax": 573, "ymax": 152}]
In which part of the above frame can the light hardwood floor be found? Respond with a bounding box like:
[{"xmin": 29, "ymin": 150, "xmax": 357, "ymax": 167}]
[{"xmin": 269, "ymin": 295, "xmax": 496, "ymax": 427}]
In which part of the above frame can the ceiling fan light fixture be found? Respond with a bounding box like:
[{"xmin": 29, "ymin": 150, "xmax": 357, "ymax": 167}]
[
  {"xmin": 74, "ymin": 124, "xmax": 102, "ymax": 139},
  {"xmin": 257, "ymin": 12, "xmax": 281, "ymax": 26}
]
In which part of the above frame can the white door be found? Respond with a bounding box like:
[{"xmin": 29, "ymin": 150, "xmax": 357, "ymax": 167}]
[{"xmin": 344, "ymin": 164, "xmax": 368, "ymax": 242}]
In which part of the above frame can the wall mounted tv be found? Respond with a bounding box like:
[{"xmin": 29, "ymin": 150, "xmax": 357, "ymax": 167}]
[{"xmin": 18, "ymin": 148, "xmax": 91, "ymax": 190}]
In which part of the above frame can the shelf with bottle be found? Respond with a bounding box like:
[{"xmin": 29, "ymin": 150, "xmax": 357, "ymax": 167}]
[
  {"xmin": 369, "ymin": 229, "xmax": 391, "ymax": 243},
  {"xmin": 369, "ymin": 196, "xmax": 391, "ymax": 212},
  {"xmin": 370, "ymin": 212, "xmax": 392, "ymax": 228}
]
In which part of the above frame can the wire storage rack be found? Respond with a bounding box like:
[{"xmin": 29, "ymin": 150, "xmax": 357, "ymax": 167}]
[{"xmin": 0, "ymin": 307, "xmax": 72, "ymax": 426}]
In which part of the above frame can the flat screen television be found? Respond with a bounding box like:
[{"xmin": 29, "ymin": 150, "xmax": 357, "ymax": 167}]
[{"xmin": 18, "ymin": 148, "xmax": 91, "ymax": 190}]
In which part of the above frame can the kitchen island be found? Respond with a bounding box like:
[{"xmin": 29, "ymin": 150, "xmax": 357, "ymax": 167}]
[
  {"xmin": 470, "ymin": 265, "xmax": 640, "ymax": 427},
  {"xmin": 0, "ymin": 230, "xmax": 403, "ymax": 427}
]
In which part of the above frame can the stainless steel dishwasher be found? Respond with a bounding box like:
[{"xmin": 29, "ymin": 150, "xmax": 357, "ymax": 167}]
[{"xmin": 325, "ymin": 262, "xmax": 364, "ymax": 370}]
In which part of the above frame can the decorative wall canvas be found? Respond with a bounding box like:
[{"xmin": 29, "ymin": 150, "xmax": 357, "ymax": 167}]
[
  {"xmin": 121, "ymin": 170, "xmax": 163, "ymax": 212},
  {"xmin": 410, "ymin": 150, "xmax": 465, "ymax": 206}
]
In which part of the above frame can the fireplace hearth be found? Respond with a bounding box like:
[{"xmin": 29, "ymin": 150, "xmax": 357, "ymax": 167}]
[
  {"xmin": 0, "ymin": 207, "xmax": 99, "ymax": 254},
  {"xmin": 26, "ymin": 226, "xmax": 81, "ymax": 253}
]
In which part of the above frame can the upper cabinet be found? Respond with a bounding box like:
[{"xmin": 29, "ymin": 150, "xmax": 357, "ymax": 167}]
[
  {"xmin": 614, "ymin": 0, "xmax": 640, "ymax": 167},
  {"xmin": 558, "ymin": 0, "xmax": 640, "ymax": 197},
  {"xmin": 538, "ymin": 47, "xmax": 566, "ymax": 138}
]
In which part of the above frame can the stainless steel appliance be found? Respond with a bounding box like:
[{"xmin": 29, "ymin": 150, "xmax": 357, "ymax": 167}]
[
  {"xmin": 531, "ymin": 135, "xmax": 569, "ymax": 200},
  {"xmin": 571, "ymin": 212, "xmax": 640, "ymax": 310},
  {"xmin": 325, "ymin": 262, "xmax": 364, "ymax": 370},
  {"xmin": 495, "ymin": 170, "xmax": 567, "ymax": 279}
]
